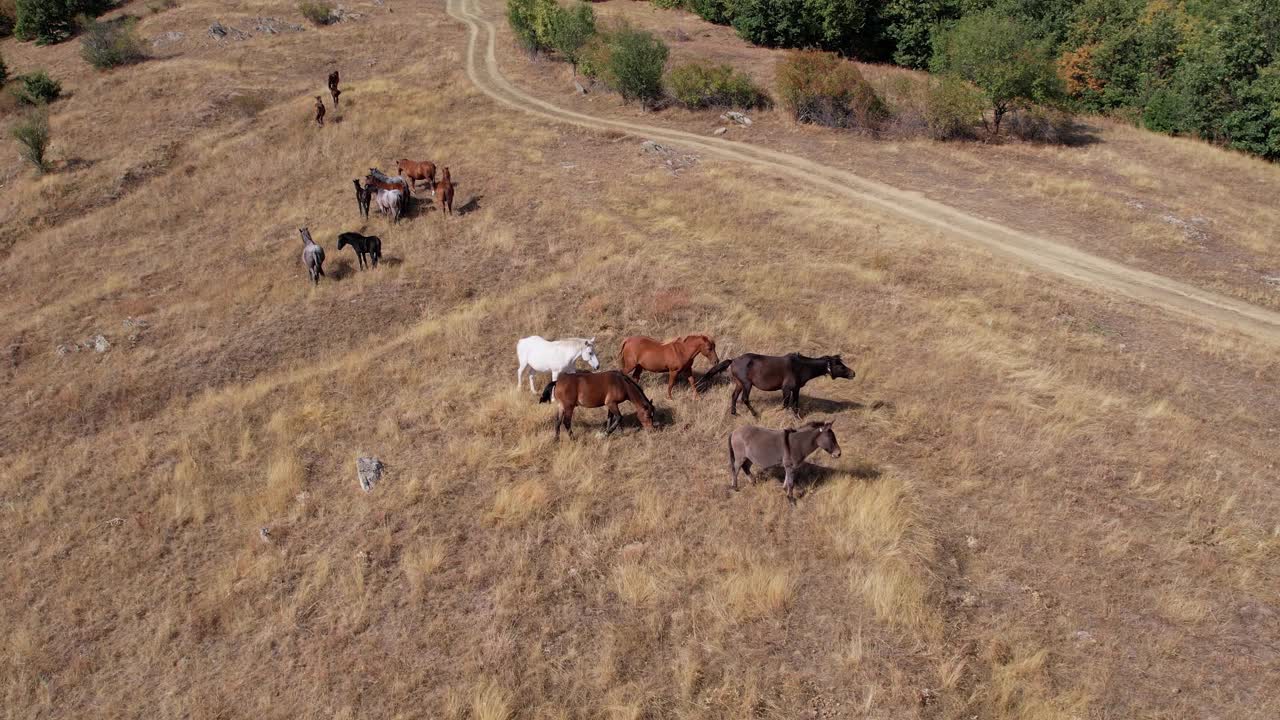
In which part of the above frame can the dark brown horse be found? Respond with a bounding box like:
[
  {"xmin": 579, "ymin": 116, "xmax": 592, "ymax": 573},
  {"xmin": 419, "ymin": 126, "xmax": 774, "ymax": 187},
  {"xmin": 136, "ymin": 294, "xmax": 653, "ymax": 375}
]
[
  {"xmin": 352, "ymin": 179, "xmax": 372, "ymax": 219},
  {"xmin": 435, "ymin": 167, "xmax": 455, "ymax": 216},
  {"xmin": 619, "ymin": 334, "xmax": 719, "ymax": 398},
  {"xmin": 396, "ymin": 159, "xmax": 437, "ymax": 193},
  {"xmin": 328, "ymin": 70, "xmax": 341, "ymax": 108},
  {"xmin": 697, "ymin": 353, "xmax": 854, "ymax": 417},
  {"xmin": 539, "ymin": 370, "xmax": 656, "ymax": 439},
  {"xmin": 314, "ymin": 96, "xmax": 325, "ymax": 127},
  {"xmin": 729, "ymin": 420, "xmax": 840, "ymax": 500}
]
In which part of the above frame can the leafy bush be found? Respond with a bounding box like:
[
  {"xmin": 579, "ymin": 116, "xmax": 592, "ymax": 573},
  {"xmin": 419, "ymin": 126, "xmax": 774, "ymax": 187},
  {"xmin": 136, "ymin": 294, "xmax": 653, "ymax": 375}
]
[
  {"xmin": 0, "ymin": 0, "xmax": 15, "ymax": 38},
  {"xmin": 14, "ymin": 70, "xmax": 62, "ymax": 104},
  {"xmin": 924, "ymin": 74, "xmax": 983, "ymax": 140},
  {"xmin": 11, "ymin": 109, "xmax": 50, "ymax": 172},
  {"xmin": 547, "ymin": 1, "xmax": 595, "ymax": 72},
  {"xmin": 15, "ymin": 0, "xmax": 74, "ymax": 44},
  {"xmin": 80, "ymin": 16, "xmax": 147, "ymax": 69},
  {"xmin": 578, "ymin": 34, "xmax": 613, "ymax": 83},
  {"xmin": 506, "ymin": 0, "xmax": 559, "ymax": 53},
  {"xmin": 604, "ymin": 24, "xmax": 669, "ymax": 108},
  {"xmin": 298, "ymin": 1, "xmax": 335, "ymax": 26},
  {"xmin": 687, "ymin": 0, "xmax": 732, "ymax": 25},
  {"xmin": 776, "ymin": 50, "xmax": 886, "ymax": 129},
  {"xmin": 666, "ymin": 61, "xmax": 768, "ymax": 109},
  {"xmin": 651, "ymin": 0, "xmax": 686, "ymax": 8},
  {"xmin": 0, "ymin": 52, "xmax": 7, "ymax": 86},
  {"xmin": 731, "ymin": 0, "xmax": 873, "ymax": 52},
  {"xmin": 930, "ymin": 10, "xmax": 1063, "ymax": 135}
]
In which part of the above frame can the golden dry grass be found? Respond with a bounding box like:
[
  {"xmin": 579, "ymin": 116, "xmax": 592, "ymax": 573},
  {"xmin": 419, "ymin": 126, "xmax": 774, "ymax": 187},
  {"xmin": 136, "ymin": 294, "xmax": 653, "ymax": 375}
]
[{"xmin": 0, "ymin": 1, "xmax": 1279, "ymax": 719}]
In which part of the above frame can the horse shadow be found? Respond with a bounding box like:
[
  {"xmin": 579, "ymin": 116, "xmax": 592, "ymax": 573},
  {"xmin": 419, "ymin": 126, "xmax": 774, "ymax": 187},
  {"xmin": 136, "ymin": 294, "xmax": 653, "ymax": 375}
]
[
  {"xmin": 753, "ymin": 458, "xmax": 881, "ymax": 497},
  {"xmin": 379, "ymin": 256, "xmax": 404, "ymax": 268},
  {"xmin": 329, "ymin": 258, "xmax": 355, "ymax": 281},
  {"xmin": 798, "ymin": 396, "xmax": 864, "ymax": 415},
  {"xmin": 456, "ymin": 194, "xmax": 484, "ymax": 216}
]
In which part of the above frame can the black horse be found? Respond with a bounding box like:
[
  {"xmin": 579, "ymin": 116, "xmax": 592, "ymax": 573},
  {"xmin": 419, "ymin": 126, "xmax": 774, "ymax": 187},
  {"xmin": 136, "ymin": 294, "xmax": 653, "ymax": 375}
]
[
  {"xmin": 352, "ymin": 179, "xmax": 372, "ymax": 220},
  {"xmin": 697, "ymin": 353, "xmax": 854, "ymax": 417},
  {"xmin": 337, "ymin": 232, "xmax": 381, "ymax": 270}
]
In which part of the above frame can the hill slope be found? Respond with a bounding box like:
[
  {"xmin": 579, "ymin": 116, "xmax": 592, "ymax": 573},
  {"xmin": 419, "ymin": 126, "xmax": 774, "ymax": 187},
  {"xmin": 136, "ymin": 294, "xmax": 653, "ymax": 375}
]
[{"xmin": 1, "ymin": 1, "xmax": 1278, "ymax": 718}]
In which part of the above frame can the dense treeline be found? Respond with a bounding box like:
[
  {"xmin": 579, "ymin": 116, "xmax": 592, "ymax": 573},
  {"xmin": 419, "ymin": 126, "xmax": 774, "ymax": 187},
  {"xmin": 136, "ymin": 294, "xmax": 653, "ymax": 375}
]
[{"xmin": 661, "ymin": 0, "xmax": 1280, "ymax": 159}]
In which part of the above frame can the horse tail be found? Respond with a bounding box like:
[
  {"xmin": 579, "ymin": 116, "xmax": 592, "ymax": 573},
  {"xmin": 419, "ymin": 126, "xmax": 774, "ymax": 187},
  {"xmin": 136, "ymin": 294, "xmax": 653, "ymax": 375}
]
[
  {"xmin": 727, "ymin": 434, "xmax": 735, "ymax": 476},
  {"xmin": 539, "ymin": 380, "xmax": 557, "ymax": 404},
  {"xmin": 620, "ymin": 372, "xmax": 653, "ymax": 413},
  {"xmin": 696, "ymin": 358, "xmax": 733, "ymax": 393}
]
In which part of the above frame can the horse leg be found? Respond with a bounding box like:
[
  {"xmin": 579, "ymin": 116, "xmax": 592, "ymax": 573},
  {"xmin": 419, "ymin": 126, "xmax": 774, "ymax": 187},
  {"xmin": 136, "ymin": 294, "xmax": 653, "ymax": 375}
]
[
  {"xmin": 516, "ymin": 363, "xmax": 526, "ymax": 390},
  {"xmin": 786, "ymin": 385, "xmax": 802, "ymax": 418},
  {"xmin": 630, "ymin": 366, "xmax": 643, "ymax": 381},
  {"xmin": 562, "ymin": 406, "xmax": 575, "ymax": 438},
  {"xmin": 605, "ymin": 401, "xmax": 621, "ymax": 435},
  {"xmin": 730, "ymin": 382, "xmax": 741, "ymax": 416},
  {"xmin": 783, "ymin": 464, "xmax": 796, "ymax": 501},
  {"xmin": 740, "ymin": 383, "xmax": 759, "ymax": 418},
  {"xmin": 553, "ymin": 408, "xmax": 561, "ymax": 440},
  {"xmin": 666, "ymin": 369, "xmax": 678, "ymax": 400}
]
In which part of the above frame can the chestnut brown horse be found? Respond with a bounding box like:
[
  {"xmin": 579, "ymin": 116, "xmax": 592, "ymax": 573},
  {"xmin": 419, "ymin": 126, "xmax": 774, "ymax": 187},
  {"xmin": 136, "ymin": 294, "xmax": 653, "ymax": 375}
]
[
  {"xmin": 397, "ymin": 159, "xmax": 437, "ymax": 193},
  {"xmin": 539, "ymin": 370, "xmax": 656, "ymax": 439},
  {"xmin": 697, "ymin": 353, "xmax": 854, "ymax": 417},
  {"xmin": 435, "ymin": 167, "xmax": 455, "ymax": 216},
  {"xmin": 619, "ymin": 334, "xmax": 719, "ymax": 398}
]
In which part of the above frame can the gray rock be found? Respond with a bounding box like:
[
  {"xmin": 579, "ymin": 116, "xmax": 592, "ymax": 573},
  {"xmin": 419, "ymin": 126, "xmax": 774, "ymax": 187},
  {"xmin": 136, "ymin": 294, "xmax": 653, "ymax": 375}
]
[
  {"xmin": 55, "ymin": 344, "xmax": 76, "ymax": 357},
  {"xmin": 574, "ymin": 79, "xmax": 588, "ymax": 95},
  {"xmin": 252, "ymin": 17, "xmax": 303, "ymax": 34},
  {"xmin": 356, "ymin": 457, "xmax": 383, "ymax": 492},
  {"xmin": 1264, "ymin": 275, "xmax": 1280, "ymax": 287},
  {"xmin": 152, "ymin": 31, "xmax": 185, "ymax": 49},
  {"xmin": 91, "ymin": 335, "xmax": 111, "ymax": 353},
  {"xmin": 208, "ymin": 21, "xmax": 250, "ymax": 41},
  {"xmin": 712, "ymin": 127, "xmax": 727, "ymax": 136},
  {"xmin": 641, "ymin": 140, "xmax": 668, "ymax": 154},
  {"xmin": 721, "ymin": 111, "xmax": 752, "ymax": 126}
]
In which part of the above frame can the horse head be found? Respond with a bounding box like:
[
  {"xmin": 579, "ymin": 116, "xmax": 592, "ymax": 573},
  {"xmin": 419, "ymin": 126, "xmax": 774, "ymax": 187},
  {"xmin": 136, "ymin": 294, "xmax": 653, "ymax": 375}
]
[
  {"xmin": 815, "ymin": 421, "xmax": 840, "ymax": 457},
  {"xmin": 826, "ymin": 356, "xmax": 855, "ymax": 380},
  {"xmin": 581, "ymin": 340, "xmax": 600, "ymax": 370},
  {"xmin": 696, "ymin": 336, "xmax": 719, "ymax": 365},
  {"xmin": 299, "ymin": 227, "xmax": 313, "ymax": 245}
]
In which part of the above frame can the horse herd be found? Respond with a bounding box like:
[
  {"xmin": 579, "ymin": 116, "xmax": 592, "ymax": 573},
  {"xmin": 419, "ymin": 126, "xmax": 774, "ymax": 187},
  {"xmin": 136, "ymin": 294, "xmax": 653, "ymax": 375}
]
[
  {"xmin": 517, "ymin": 335, "xmax": 855, "ymax": 500},
  {"xmin": 299, "ymin": 72, "xmax": 458, "ymax": 283}
]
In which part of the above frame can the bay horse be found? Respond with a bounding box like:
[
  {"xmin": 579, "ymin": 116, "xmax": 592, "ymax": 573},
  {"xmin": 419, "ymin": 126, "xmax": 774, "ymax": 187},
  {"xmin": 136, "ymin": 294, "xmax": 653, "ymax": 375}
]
[
  {"xmin": 337, "ymin": 232, "xmax": 381, "ymax": 269},
  {"xmin": 352, "ymin": 179, "xmax": 372, "ymax": 219},
  {"xmin": 540, "ymin": 370, "xmax": 656, "ymax": 439},
  {"xmin": 328, "ymin": 70, "xmax": 341, "ymax": 108},
  {"xmin": 299, "ymin": 227, "xmax": 325, "ymax": 284},
  {"xmin": 697, "ymin": 353, "xmax": 854, "ymax": 417},
  {"xmin": 396, "ymin": 159, "xmax": 437, "ymax": 193},
  {"xmin": 314, "ymin": 96, "xmax": 325, "ymax": 127},
  {"xmin": 619, "ymin": 334, "xmax": 719, "ymax": 398},
  {"xmin": 516, "ymin": 336, "xmax": 599, "ymax": 393},
  {"xmin": 729, "ymin": 420, "xmax": 840, "ymax": 500},
  {"xmin": 435, "ymin": 167, "xmax": 455, "ymax": 216}
]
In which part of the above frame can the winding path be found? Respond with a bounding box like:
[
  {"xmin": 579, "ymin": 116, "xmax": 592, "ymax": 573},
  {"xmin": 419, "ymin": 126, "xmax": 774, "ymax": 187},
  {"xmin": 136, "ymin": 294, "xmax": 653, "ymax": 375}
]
[{"xmin": 447, "ymin": 0, "xmax": 1280, "ymax": 345}]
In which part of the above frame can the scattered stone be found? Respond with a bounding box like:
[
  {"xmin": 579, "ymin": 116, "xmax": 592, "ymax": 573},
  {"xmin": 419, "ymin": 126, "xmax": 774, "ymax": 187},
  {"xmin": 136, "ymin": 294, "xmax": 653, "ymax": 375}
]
[
  {"xmin": 1073, "ymin": 630, "xmax": 1096, "ymax": 644},
  {"xmin": 1264, "ymin": 275, "xmax": 1280, "ymax": 287},
  {"xmin": 356, "ymin": 457, "xmax": 384, "ymax": 492},
  {"xmin": 55, "ymin": 344, "xmax": 76, "ymax": 357},
  {"xmin": 151, "ymin": 31, "xmax": 185, "ymax": 49},
  {"xmin": 208, "ymin": 21, "xmax": 250, "ymax": 41},
  {"xmin": 712, "ymin": 127, "xmax": 727, "ymax": 136},
  {"xmin": 91, "ymin": 335, "xmax": 111, "ymax": 353},
  {"xmin": 574, "ymin": 79, "xmax": 588, "ymax": 95},
  {"xmin": 329, "ymin": 6, "xmax": 364, "ymax": 23},
  {"xmin": 721, "ymin": 111, "xmax": 752, "ymax": 126},
  {"xmin": 641, "ymin": 140, "xmax": 668, "ymax": 154},
  {"xmin": 960, "ymin": 591, "xmax": 979, "ymax": 607},
  {"xmin": 640, "ymin": 140, "xmax": 699, "ymax": 174},
  {"xmin": 259, "ymin": 527, "xmax": 272, "ymax": 543},
  {"xmin": 252, "ymin": 17, "xmax": 303, "ymax": 34},
  {"xmin": 965, "ymin": 535, "xmax": 979, "ymax": 549},
  {"xmin": 919, "ymin": 688, "xmax": 938, "ymax": 706}
]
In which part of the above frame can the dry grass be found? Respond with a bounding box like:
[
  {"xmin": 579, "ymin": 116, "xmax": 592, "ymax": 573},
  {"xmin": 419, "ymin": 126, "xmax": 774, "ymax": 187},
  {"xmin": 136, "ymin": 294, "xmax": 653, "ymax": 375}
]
[{"xmin": 0, "ymin": 1, "xmax": 1278, "ymax": 718}]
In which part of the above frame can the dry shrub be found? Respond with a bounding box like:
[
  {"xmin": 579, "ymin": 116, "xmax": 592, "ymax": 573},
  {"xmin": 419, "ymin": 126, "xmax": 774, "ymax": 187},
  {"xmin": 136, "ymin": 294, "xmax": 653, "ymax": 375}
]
[
  {"xmin": 298, "ymin": 0, "xmax": 335, "ymax": 26},
  {"xmin": 1004, "ymin": 106, "xmax": 1078, "ymax": 144},
  {"xmin": 777, "ymin": 50, "xmax": 886, "ymax": 130}
]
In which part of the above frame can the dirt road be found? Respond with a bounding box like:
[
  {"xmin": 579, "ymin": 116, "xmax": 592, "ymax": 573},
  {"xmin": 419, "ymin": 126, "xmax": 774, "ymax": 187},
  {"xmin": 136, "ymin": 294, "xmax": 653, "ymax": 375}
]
[{"xmin": 447, "ymin": 0, "xmax": 1280, "ymax": 345}]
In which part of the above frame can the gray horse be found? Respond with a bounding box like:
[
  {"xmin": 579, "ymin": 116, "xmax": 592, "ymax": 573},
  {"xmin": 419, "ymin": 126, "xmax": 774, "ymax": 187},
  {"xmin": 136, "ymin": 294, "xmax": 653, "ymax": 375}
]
[
  {"xmin": 728, "ymin": 420, "xmax": 840, "ymax": 499},
  {"xmin": 300, "ymin": 227, "xmax": 325, "ymax": 285}
]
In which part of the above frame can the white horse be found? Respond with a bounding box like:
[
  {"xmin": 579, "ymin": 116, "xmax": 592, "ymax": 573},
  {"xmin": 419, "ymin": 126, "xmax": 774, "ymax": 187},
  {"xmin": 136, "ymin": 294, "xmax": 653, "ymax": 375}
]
[
  {"xmin": 516, "ymin": 336, "xmax": 600, "ymax": 393},
  {"xmin": 374, "ymin": 187, "xmax": 404, "ymax": 223}
]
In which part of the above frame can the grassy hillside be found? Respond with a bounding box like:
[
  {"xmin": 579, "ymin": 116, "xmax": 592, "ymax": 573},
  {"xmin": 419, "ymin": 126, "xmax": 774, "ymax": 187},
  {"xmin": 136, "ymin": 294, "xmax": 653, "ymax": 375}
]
[{"xmin": 1, "ymin": 1, "xmax": 1278, "ymax": 718}]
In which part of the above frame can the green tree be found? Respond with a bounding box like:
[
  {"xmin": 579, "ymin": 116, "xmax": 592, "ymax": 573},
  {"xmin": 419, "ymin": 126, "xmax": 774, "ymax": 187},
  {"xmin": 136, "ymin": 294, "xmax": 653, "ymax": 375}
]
[
  {"xmin": 548, "ymin": 2, "xmax": 596, "ymax": 73},
  {"xmin": 14, "ymin": 0, "xmax": 111, "ymax": 44},
  {"xmin": 931, "ymin": 9, "xmax": 1062, "ymax": 134},
  {"xmin": 606, "ymin": 24, "xmax": 669, "ymax": 108}
]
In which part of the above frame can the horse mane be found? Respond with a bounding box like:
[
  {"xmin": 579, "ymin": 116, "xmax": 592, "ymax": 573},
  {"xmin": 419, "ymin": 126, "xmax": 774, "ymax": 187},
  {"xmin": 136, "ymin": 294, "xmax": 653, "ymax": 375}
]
[{"xmin": 618, "ymin": 372, "xmax": 654, "ymax": 412}]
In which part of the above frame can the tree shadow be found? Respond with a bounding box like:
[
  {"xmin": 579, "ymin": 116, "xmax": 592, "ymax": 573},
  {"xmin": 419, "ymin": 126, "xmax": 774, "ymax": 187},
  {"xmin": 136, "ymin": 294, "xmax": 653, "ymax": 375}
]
[
  {"xmin": 456, "ymin": 194, "xmax": 484, "ymax": 215},
  {"xmin": 59, "ymin": 156, "xmax": 98, "ymax": 173}
]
